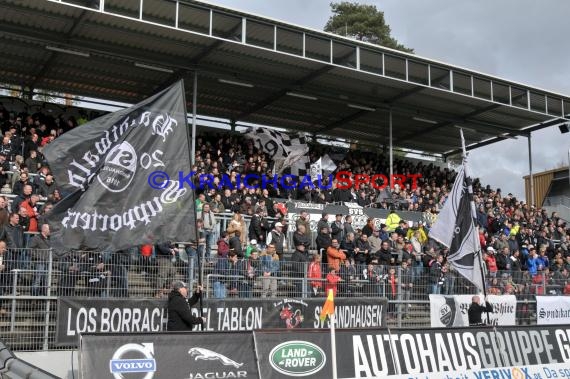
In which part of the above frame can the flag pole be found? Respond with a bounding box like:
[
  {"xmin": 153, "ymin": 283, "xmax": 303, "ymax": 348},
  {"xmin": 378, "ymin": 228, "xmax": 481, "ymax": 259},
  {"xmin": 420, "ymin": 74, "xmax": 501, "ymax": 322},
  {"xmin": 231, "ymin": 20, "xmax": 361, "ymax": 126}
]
[
  {"xmin": 328, "ymin": 290, "xmax": 338, "ymax": 379},
  {"xmin": 182, "ymin": 76, "xmax": 204, "ymax": 328},
  {"xmin": 460, "ymin": 129, "xmax": 489, "ymax": 323}
]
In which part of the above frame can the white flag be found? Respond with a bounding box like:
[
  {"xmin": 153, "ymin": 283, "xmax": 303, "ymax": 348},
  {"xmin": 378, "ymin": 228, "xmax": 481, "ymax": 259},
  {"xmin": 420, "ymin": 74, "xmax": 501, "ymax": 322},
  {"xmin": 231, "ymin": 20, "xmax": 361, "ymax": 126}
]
[
  {"xmin": 320, "ymin": 154, "xmax": 337, "ymax": 173},
  {"xmin": 429, "ymin": 160, "xmax": 484, "ymax": 293},
  {"xmin": 245, "ymin": 127, "xmax": 309, "ymax": 174},
  {"xmin": 310, "ymin": 158, "xmax": 322, "ymax": 182}
]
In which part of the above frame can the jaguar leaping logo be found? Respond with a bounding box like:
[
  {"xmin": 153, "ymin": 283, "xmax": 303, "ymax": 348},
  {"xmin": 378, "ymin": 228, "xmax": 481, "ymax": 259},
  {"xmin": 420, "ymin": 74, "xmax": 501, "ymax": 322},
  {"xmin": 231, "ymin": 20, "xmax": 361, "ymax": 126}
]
[{"xmin": 188, "ymin": 348, "xmax": 244, "ymax": 368}]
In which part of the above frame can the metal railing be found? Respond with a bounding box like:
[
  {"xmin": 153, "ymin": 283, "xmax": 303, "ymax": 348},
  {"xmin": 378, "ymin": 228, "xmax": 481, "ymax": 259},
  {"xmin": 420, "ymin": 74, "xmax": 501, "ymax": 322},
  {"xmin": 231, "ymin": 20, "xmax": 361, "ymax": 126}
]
[{"xmin": 0, "ymin": 247, "xmax": 565, "ymax": 351}]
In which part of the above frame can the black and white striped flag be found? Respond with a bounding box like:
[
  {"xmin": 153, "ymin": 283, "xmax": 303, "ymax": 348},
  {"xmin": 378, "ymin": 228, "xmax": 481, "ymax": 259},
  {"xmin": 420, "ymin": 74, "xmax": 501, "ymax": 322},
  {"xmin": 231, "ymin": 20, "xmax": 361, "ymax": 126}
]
[{"xmin": 245, "ymin": 127, "xmax": 309, "ymax": 174}]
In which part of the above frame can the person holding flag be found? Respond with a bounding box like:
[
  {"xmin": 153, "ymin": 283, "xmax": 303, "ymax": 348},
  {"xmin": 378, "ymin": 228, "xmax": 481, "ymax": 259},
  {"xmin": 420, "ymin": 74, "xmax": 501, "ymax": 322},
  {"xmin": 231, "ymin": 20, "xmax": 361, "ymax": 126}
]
[{"xmin": 429, "ymin": 130, "xmax": 486, "ymax": 296}]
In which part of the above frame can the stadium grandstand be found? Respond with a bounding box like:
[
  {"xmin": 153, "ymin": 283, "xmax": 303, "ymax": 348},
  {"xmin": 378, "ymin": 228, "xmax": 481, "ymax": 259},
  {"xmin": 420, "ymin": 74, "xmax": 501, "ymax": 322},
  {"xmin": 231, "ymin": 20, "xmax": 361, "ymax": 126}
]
[{"xmin": 0, "ymin": 0, "xmax": 569, "ymax": 378}]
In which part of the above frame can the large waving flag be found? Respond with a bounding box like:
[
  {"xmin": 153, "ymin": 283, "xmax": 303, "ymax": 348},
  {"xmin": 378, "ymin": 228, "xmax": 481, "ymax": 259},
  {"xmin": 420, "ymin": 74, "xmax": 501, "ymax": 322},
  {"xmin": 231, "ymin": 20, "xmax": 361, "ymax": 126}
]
[
  {"xmin": 429, "ymin": 156, "xmax": 484, "ymax": 293},
  {"xmin": 320, "ymin": 288, "xmax": 335, "ymax": 322},
  {"xmin": 245, "ymin": 127, "xmax": 309, "ymax": 174},
  {"xmin": 43, "ymin": 81, "xmax": 196, "ymax": 251}
]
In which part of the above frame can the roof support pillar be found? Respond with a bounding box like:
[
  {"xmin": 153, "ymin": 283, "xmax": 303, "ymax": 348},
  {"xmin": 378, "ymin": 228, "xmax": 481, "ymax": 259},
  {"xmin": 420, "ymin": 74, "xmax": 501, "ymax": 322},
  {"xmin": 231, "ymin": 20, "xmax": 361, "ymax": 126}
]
[
  {"xmin": 528, "ymin": 133, "xmax": 534, "ymax": 206},
  {"xmin": 389, "ymin": 108, "xmax": 393, "ymax": 191},
  {"xmin": 191, "ymin": 70, "xmax": 198, "ymax": 166}
]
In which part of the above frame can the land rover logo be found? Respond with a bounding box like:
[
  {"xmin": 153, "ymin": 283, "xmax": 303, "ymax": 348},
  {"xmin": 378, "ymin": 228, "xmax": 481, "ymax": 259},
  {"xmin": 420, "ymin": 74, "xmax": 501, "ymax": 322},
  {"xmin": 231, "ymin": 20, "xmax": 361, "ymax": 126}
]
[{"xmin": 269, "ymin": 340, "xmax": 326, "ymax": 377}]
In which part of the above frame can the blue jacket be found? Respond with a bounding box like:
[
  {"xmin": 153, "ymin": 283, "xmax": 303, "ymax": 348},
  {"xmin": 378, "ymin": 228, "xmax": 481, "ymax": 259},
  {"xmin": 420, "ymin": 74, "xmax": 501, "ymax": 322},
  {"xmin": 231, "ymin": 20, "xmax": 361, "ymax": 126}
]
[{"xmin": 260, "ymin": 254, "xmax": 280, "ymax": 275}]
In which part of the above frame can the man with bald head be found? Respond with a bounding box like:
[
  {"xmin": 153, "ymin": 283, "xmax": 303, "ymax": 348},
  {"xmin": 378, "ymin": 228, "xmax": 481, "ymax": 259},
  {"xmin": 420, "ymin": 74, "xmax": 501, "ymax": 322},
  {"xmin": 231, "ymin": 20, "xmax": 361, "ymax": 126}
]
[{"xmin": 468, "ymin": 295, "xmax": 493, "ymax": 326}]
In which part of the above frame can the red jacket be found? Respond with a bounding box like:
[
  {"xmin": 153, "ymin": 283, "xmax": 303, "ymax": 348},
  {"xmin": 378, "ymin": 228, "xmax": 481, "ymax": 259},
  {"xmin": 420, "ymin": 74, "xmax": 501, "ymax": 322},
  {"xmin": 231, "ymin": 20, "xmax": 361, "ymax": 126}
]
[
  {"xmin": 308, "ymin": 262, "xmax": 323, "ymax": 288},
  {"xmin": 19, "ymin": 199, "xmax": 38, "ymax": 232},
  {"xmin": 485, "ymin": 255, "xmax": 497, "ymax": 273},
  {"xmin": 325, "ymin": 272, "xmax": 341, "ymax": 297}
]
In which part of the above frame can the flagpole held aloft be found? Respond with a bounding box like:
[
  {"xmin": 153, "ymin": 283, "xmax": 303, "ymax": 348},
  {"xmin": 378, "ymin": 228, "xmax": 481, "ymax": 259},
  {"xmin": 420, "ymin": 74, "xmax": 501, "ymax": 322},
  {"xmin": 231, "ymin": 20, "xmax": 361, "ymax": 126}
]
[
  {"xmin": 459, "ymin": 128, "xmax": 489, "ymax": 308},
  {"xmin": 429, "ymin": 129, "xmax": 485, "ymax": 295}
]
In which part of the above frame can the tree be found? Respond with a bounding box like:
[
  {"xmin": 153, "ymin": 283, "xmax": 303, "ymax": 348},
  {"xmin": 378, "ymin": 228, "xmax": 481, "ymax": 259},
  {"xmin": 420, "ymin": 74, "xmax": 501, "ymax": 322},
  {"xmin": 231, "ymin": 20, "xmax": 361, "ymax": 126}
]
[{"xmin": 324, "ymin": 2, "xmax": 414, "ymax": 53}]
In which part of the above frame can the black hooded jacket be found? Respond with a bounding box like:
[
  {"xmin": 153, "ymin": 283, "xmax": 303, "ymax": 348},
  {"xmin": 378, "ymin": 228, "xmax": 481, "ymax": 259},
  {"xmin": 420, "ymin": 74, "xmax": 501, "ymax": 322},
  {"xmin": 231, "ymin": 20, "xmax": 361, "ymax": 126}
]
[{"xmin": 167, "ymin": 290, "xmax": 203, "ymax": 331}]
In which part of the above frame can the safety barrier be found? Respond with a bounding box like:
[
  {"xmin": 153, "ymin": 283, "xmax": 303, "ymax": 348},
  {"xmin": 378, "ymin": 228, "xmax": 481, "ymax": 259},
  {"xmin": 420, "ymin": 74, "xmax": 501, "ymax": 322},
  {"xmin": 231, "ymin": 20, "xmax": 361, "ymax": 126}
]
[{"xmin": 0, "ymin": 247, "xmax": 563, "ymax": 351}]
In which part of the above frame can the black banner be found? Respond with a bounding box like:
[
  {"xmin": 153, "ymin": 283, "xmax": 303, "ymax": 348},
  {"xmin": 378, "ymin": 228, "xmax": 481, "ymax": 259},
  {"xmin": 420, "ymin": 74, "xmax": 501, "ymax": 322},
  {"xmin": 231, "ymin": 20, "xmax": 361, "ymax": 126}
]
[
  {"xmin": 56, "ymin": 298, "xmax": 167, "ymax": 346},
  {"xmin": 255, "ymin": 326, "xmax": 570, "ymax": 378},
  {"xmin": 78, "ymin": 325, "xmax": 570, "ymax": 378},
  {"xmin": 286, "ymin": 201, "xmax": 422, "ymax": 232},
  {"xmin": 43, "ymin": 80, "xmax": 195, "ymax": 251},
  {"xmin": 57, "ymin": 297, "xmax": 387, "ymax": 346},
  {"xmin": 80, "ymin": 332, "xmax": 257, "ymax": 379}
]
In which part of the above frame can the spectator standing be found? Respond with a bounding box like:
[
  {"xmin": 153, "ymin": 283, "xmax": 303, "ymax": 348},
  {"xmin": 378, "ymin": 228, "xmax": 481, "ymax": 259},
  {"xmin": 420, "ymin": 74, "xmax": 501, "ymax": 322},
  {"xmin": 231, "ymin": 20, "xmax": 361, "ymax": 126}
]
[
  {"xmin": 249, "ymin": 209, "xmax": 266, "ymax": 247},
  {"xmin": 326, "ymin": 239, "xmax": 346, "ymax": 272},
  {"xmin": 229, "ymin": 230, "xmax": 243, "ymax": 258},
  {"xmin": 28, "ymin": 223, "xmax": 50, "ymax": 297},
  {"xmin": 331, "ymin": 214, "xmax": 344, "ymax": 242},
  {"xmin": 260, "ymin": 245, "xmax": 280, "ymax": 298},
  {"xmin": 167, "ymin": 281, "xmax": 206, "ymax": 331},
  {"xmin": 429, "ymin": 255, "xmax": 444, "ymax": 294},
  {"xmin": 197, "ymin": 204, "xmax": 217, "ymax": 263},
  {"xmin": 19, "ymin": 193, "xmax": 39, "ymax": 233},
  {"xmin": 307, "ymin": 254, "xmax": 323, "ymax": 297},
  {"xmin": 293, "ymin": 224, "xmax": 311, "ymax": 250},
  {"xmin": 400, "ymin": 261, "xmax": 413, "ymax": 318},
  {"xmin": 291, "ymin": 242, "xmax": 311, "ymax": 296},
  {"xmin": 325, "ymin": 268, "xmax": 342, "ymax": 297},
  {"xmin": 266, "ymin": 222, "xmax": 285, "ymax": 261}
]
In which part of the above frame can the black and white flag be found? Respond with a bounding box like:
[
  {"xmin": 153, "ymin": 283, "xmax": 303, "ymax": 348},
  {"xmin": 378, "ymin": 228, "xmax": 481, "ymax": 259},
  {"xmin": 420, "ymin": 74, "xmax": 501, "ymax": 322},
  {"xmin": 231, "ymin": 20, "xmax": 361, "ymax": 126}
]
[
  {"xmin": 429, "ymin": 160, "xmax": 484, "ymax": 292},
  {"xmin": 245, "ymin": 127, "xmax": 309, "ymax": 174},
  {"xmin": 43, "ymin": 81, "xmax": 195, "ymax": 251}
]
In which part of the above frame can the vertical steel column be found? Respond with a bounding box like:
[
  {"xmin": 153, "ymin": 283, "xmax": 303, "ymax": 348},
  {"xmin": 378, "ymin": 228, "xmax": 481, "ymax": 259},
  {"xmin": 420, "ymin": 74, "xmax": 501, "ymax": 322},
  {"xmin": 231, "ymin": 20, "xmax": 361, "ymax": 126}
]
[
  {"xmin": 191, "ymin": 71, "xmax": 198, "ymax": 165},
  {"xmin": 528, "ymin": 134, "xmax": 534, "ymax": 206},
  {"xmin": 389, "ymin": 108, "xmax": 393, "ymax": 190}
]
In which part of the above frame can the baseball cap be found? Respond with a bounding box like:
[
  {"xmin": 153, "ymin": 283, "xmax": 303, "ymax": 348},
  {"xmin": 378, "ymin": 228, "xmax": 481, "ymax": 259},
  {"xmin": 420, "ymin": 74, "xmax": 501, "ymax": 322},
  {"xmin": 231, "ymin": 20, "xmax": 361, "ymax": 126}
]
[
  {"xmin": 172, "ymin": 280, "xmax": 188, "ymax": 290},
  {"xmin": 487, "ymin": 247, "xmax": 495, "ymax": 253},
  {"xmin": 275, "ymin": 222, "xmax": 284, "ymax": 227},
  {"xmin": 250, "ymin": 239, "xmax": 257, "ymax": 245}
]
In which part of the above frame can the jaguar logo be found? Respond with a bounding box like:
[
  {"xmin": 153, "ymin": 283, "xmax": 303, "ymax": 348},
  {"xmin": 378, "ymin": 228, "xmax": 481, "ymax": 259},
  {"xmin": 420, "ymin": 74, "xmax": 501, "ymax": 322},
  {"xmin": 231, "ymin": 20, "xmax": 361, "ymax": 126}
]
[{"xmin": 188, "ymin": 348, "xmax": 244, "ymax": 368}]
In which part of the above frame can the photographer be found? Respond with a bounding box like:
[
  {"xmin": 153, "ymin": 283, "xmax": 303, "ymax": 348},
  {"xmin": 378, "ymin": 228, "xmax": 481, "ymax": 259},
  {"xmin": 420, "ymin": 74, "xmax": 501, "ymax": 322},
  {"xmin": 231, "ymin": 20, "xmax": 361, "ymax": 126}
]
[{"xmin": 167, "ymin": 281, "xmax": 206, "ymax": 331}]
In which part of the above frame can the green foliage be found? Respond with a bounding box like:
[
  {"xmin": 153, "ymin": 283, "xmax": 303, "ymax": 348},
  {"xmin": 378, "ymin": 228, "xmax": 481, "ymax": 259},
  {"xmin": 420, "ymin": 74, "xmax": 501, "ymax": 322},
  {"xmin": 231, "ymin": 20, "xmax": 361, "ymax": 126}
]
[{"xmin": 324, "ymin": 2, "xmax": 414, "ymax": 53}]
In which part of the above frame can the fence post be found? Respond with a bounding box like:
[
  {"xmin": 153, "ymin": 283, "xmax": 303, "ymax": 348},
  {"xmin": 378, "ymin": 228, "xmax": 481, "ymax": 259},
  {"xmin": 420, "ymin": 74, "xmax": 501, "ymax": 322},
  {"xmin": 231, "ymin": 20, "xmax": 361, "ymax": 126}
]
[
  {"xmin": 396, "ymin": 267, "xmax": 402, "ymax": 327},
  {"xmin": 10, "ymin": 270, "xmax": 18, "ymax": 333},
  {"xmin": 42, "ymin": 249, "xmax": 54, "ymax": 350},
  {"xmin": 301, "ymin": 262, "xmax": 308, "ymax": 299},
  {"xmin": 188, "ymin": 256, "xmax": 196, "ymax": 291}
]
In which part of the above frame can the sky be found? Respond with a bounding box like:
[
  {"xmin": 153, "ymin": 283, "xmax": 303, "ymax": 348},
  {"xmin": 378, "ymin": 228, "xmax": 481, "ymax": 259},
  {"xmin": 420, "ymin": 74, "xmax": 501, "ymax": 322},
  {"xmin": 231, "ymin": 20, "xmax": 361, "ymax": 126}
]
[{"xmin": 201, "ymin": 0, "xmax": 570, "ymax": 200}]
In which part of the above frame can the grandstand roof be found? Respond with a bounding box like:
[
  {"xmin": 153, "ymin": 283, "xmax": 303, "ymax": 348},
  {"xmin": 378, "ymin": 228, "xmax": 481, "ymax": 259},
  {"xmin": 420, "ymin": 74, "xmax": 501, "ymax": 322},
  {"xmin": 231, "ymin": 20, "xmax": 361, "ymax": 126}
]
[{"xmin": 1, "ymin": 0, "xmax": 569, "ymax": 156}]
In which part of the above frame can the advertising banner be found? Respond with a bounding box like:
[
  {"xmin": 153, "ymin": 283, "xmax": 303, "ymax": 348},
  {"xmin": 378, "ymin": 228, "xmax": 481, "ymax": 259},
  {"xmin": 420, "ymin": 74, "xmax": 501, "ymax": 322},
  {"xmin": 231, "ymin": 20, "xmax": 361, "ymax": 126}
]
[
  {"xmin": 57, "ymin": 297, "xmax": 387, "ymax": 345},
  {"xmin": 430, "ymin": 294, "xmax": 516, "ymax": 327},
  {"xmin": 254, "ymin": 325, "xmax": 570, "ymax": 378},
  {"xmin": 536, "ymin": 296, "xmax": 570, "ymax": 325},
  {"xmin": 80, "ymin": 332, "xmax": 257, "ymax": 379}
]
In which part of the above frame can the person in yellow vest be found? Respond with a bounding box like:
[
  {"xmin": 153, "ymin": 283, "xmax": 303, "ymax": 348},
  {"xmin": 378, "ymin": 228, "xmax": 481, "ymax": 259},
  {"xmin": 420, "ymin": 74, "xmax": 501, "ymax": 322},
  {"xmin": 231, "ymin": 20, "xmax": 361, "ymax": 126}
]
[
  {"xmin": 406, "ymin": 222, "xmax": 428, "ymax": 245},
  {"xmin": 385, "ymin": 209, "xmax": 401, "ymax": 232}
]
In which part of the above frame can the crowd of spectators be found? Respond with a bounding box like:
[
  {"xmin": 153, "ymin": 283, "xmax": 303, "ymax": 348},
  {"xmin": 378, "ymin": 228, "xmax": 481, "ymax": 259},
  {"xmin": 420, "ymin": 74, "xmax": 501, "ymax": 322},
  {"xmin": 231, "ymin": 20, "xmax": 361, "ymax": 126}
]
[{"xmin": 0, "ymin": 101, "xmax": 568, "ymax": 311}]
